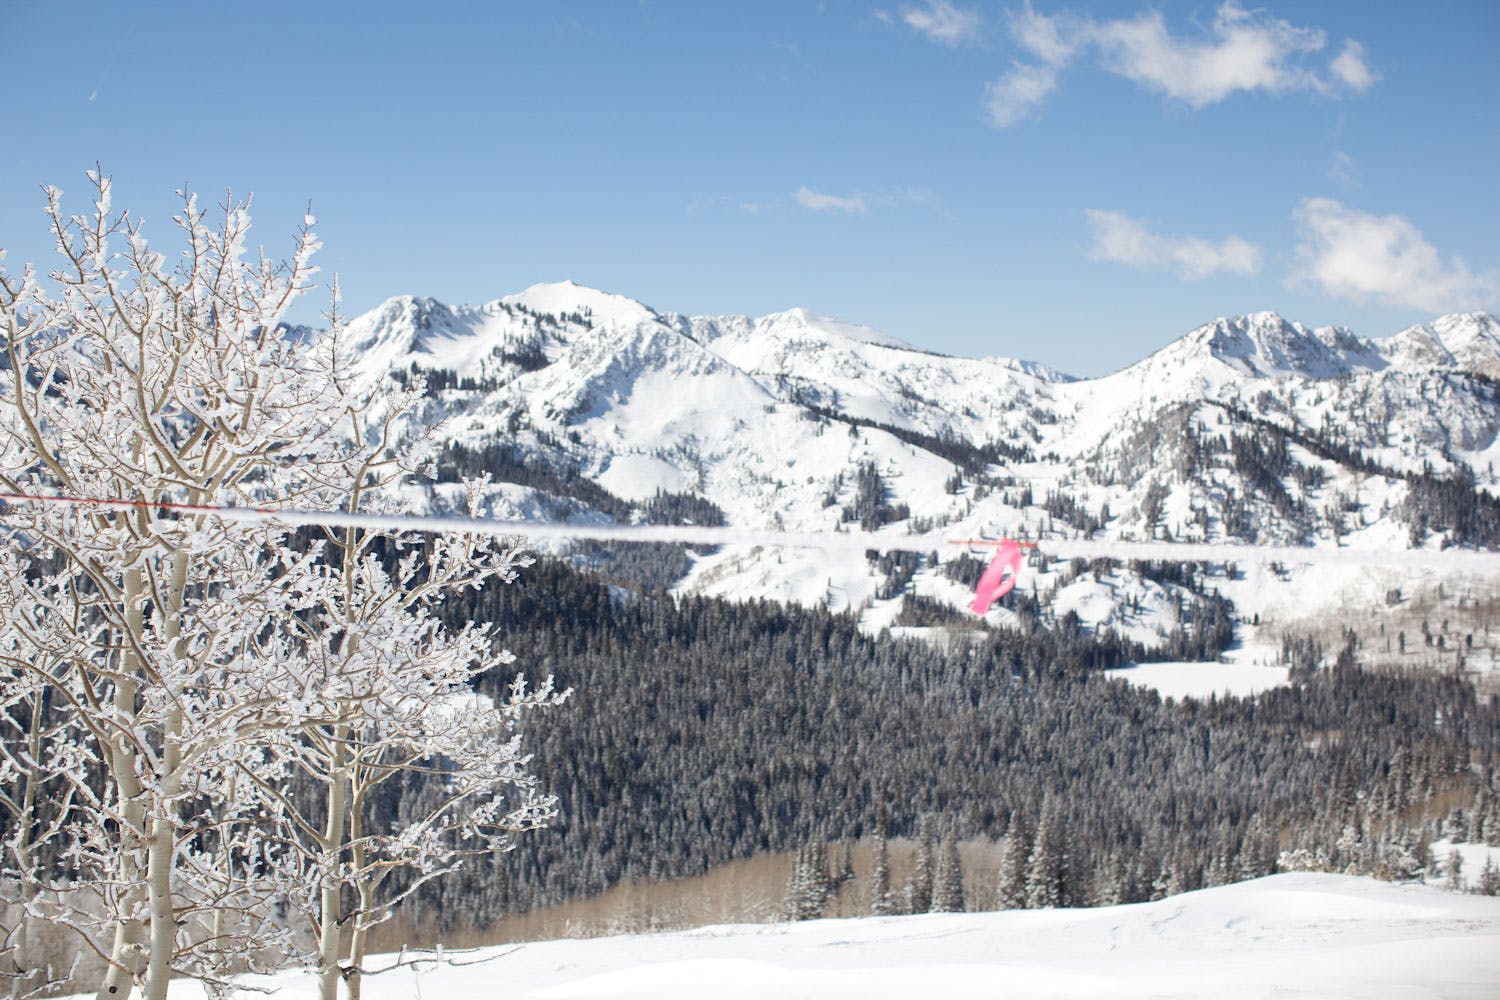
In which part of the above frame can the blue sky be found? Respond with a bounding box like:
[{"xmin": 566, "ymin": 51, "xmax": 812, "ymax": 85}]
[{"xmin": 2, "ymin": 1, "xmax": 1496, "ymax": 375}]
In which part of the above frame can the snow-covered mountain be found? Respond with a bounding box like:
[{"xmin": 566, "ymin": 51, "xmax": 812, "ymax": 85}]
[
  {"xmin": 338, "ymin": 282, "xmax": 1500, "ymax": 655},
  {"xmin": 1379, "ymin": 312, "xmax": 1500, "ymax": 379}
]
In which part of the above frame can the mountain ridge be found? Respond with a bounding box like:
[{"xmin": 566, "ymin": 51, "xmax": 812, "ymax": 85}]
[
  {"xmin": 335, "ymin": 282, "xmax": 1500, "ymax": 659},
  {"xmin": 345, "ymin": 280, "xmax": 1500, "ymax": 384}
]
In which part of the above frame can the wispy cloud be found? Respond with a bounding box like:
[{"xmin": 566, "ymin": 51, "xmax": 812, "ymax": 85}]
[
  {"xmin": 795, "ymin": 187, "xmax": 869, "ymax": 215},
  {"xmin": 1290, "ymin": 198, "xmax": 1497, "ymax": 312},
  {"xmin": 1085, "ymin": 209, "xmax": 1261, "ymax": 281},
  {"xmin": 1329, "ymin": 41, "xmax": 1377, "ymax": 91},
  {"xmin": 983, "ymin": 2, "xmax": 1377, "ymax": 127},
  {"xmin": 714, "ymin": 188, "xmax": 936, "ymax": 217},
  {"xmin": 1008, "ymin": 1, "xmax": 1077, "ymax": 66},
  {"xmin": 986, "ymin": 3, "xmax": 1076, "ymax": 126},
  {"xmin": 900, "ymin": 0, "xmax": 982, "ymax": 47},
  {"xmin": 986, "ymin": 61, "xmax": 1060, "ymax": 127},
  {"xmin": 1327, "ymin": 150, "xmax": 1360, "ymax": 189},
  {"xmin": 875, "ymin": 188, "xmax": 939, "ymax": 210}
]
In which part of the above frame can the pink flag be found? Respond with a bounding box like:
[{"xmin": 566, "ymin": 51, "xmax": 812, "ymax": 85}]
[{"xmin": 970, "ymin": 539, "xmax": 1024, "ymax": 615}]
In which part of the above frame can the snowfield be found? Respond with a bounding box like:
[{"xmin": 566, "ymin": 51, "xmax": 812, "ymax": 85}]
[
  {"xmin": 336, "ymin": 284, "xmax": 1500, "ymax": 654},
  {"xmin": 1106, "ymin": 624, "xmax": 1291, "ymax": 699},
  {"xmin": 1105, "ymin": 659, "xmax": 1291, "ymax": 700},
  {"xmin": 197, "ymin": 875, "xmax": 1500, "ymax": 999}
]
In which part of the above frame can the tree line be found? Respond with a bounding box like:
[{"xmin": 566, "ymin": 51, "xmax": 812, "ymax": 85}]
[{"xmin": 366, "ymin": 553, "xmax": 1500, "ymax": 933}]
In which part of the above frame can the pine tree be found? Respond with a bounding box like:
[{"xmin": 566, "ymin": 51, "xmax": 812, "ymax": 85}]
[
  {"xmin": 996, "ymin": 821, "xmax": 1030, "ymax": 909},
  {"xmin": 1091, "ymin": 852, "xmax": 1126, "ymax": 907},
  {"xmin": 1445, "ymin": 849, "xmax": 1465, "ymax": 892},
  {"xmin": 931, "ymin": 835, "xmax": 965, "ymax": 913},
  {"xmin": 905, "ymin": 817, "xmax": 935, "ymax": 914},
  {"xmin": 1477, "ymin": 854, "xmax": 1500, "ymax": 896},
  {"xmin": 1466, "ymin": 795, "xmax": 1487, "ymax": 842},
  {"xmin": 784, "ymin": 842, "xmax": 830, "ymax": 921},
  {"xmin": 1025, "ymin": 811, "xmax": 1065, "ymax": 909},
  {"xmin": 870, "ymin": 821, "xmax": 895, "ymax": 916},
  {"xmin": 1238, "ymin": 814, "xmax": 1276, "ymax": 880},
  {"xmin": 1150, "ymin": 861, "xmax": 1175, "ymax": 901},
  {"xmin": 1485, "ymin": 798, "xmax": 1500, "ymax": 846}
]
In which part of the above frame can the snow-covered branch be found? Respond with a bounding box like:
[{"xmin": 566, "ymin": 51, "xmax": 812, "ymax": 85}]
[{"xmin": 0, "ymin": 170, "xmax": 566, "ymax": 1000}]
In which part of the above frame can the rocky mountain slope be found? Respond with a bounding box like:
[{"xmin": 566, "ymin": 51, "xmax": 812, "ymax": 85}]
[{"xmin": 335, "ymin": 282, "xmax": 1500, "ymax": 667}]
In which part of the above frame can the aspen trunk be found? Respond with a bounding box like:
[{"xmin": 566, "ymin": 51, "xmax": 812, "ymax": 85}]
[
  {"xmin": 344, "ymin": 816, "xmax": 375, "ymax": 1000},
  {"xmin": 317, "ymin": 738, "xmax": 350, "ymax": 1000},
  {"xmin": 97, "ymin": 571, "xmax": 149, "ymax": 1000},
  {"xmin": 9, "ymin": 695, "xmax": 44, "ymax": 1000},
  {"xmin": 140, "ymin": 543, "xmax": 190, "ymax": 1000},
  {"xmin": 141, "ymin": 802, "xmax": 177, "ymax": 1000}
]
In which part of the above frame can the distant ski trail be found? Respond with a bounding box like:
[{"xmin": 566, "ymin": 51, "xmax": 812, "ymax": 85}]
[{"xmin": 3, "ymin": 491, "xmax": 1498, "ymax": 571}]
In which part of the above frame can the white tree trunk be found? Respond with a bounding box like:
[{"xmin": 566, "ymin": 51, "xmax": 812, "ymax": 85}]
[
  {"xmin": 317, "ymin": 738, "xmax": 350, "ymax": 1000},
  {"xmin": 96, "ymin": 571, "xmax": 149, "ymax": 1000}
]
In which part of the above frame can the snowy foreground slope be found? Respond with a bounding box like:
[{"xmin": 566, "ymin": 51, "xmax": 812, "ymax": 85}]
[{"xmin": 208, "ymin": 875, "xmax": 1500, "ymax": 999}]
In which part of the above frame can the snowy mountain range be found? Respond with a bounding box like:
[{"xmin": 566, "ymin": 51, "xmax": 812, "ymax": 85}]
[{"xmin": 336, "ymin": 281, "xmax": 1500, "ymax": 655}]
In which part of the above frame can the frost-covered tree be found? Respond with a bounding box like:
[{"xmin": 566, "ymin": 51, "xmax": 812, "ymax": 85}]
[
  {"xmin": 931, "ymin": 835, "xmax": 964, "ymax": 913},
  {"xmin": 783, "ymin": 842, "xmax": 829, "ymax": 921},
  {"xmin": 904, "ymin": 818, "xmax": 934, "ymax": 914},
  {"xmin": 0, "ymin": 172, "xmax": 563, "ymax": 1000},
  {"xmin": 1025, "ymin": 811, "xmax": 1065, "ymax": 909},
  {"xmin": 1089, "ymin": 852, "xmax": 1127, "ymax": 907},
  {"xmin": 869, "ymin": 819, "xmax": 894, "ymax": 916},
  {"xmin": 0, "ymin": 641, "xmax": 81, "ymax": 1000},
  {"xmin": 1477, "ymin": 855, "xmax": 1500, "ymax": 896},
  {"xmin": 1444, "ymin": 849, "xmax": 1464, "ymax": 892},
  {"xmin": 996, "ymin": 820, "xmax": 1030, "ymax": 910},
  {"xmin": 275, "ymin": 480, "xmax": 565, "ymax": 1000}
]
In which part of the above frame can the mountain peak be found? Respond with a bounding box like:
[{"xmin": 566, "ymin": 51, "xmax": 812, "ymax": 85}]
[
  {"xmin": 337, "ymin": 294, "xmax": 458, "ymax": 371},
  {"xmin": 1379, "ymin": 312, "xmax": 1500, "ymax": 378},
  {"xmin": 1177, "ymin": 311, "xmax": 1384, "ymax": 379},
  {"xmin": 500, "ymin": 281, "xmax": 657, "ymax": 327},
  {"xmin": 760, "ymin": 307, "xmax": 917, "ymax": 350}
]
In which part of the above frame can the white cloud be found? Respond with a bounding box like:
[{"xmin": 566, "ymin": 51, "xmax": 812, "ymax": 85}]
[
  {"xmin": 900, "ymin": 0, "xmax": 982, "ymax": 47},
  {"xmin": 1085, "ymin": 209, "xmax": 1262, "ymax": 281},
  {"xmin": 1328, "ymin": 40, "xmax": 1377, "ymax": 92},
  {"xmin": 795, "ymin": 187, "xmax": 869, "ymax": 215},
  {"xmin": 1009, "ymin": 1, "xmax": 1077, "ymax": 66},
  {"xmin": 1290, "ymin": 198, "xmax": 1497, "ymax": 312},
  {"xmin": 985, "ymin": 62, "xmax": 1060, "ymax": 127},
  {"xmin": 982, "ymin": 2, "xmax": 1376, "ymax": 127},
  {"xmin": 1088, "ymin": 3, "xmax": 1330, "ymax": 107}
]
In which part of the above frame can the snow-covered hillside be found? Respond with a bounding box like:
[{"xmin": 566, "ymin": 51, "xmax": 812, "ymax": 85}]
[
  {"xmin": 336, "ymin": 282, "xmax": 1500, "ymax": 663},
  {"xmin": 212, "ymin": 874, "xmax": 1500, "ymax": 1000}
]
